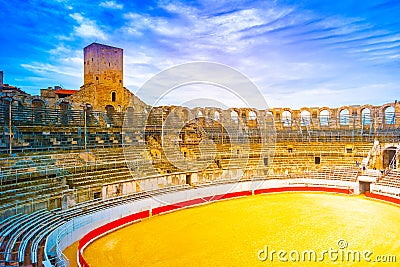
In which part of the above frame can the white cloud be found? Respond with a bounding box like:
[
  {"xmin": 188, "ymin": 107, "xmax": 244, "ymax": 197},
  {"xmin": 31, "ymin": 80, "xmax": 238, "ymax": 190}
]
[
  {"xmin": 99, "ymin": 0, "xmax": 123, "ymax": 10},
  {"xmin": 70, "ymin": 13, "xmax": 107, "ymax": 40},
  {"xmin": 21, "ymin": 62, "xmax": 81, "ymax": 78}
]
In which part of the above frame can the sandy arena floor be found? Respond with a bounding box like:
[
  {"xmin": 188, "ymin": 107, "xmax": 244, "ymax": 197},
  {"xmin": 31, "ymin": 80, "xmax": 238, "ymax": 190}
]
[{"xmin": 64, "ymin": 193, "xmax": 400, "ymax": 266}]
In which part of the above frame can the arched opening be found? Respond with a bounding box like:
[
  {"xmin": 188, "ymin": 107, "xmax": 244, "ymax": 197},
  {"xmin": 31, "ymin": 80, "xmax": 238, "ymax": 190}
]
[
  {"xmin": 231, "ymin": 111, "xmax": 238, "ymax": 124},
  {"xmin": 300, "ymin": 110, "xmax": 310, "ymax": 126},
  {"xmin": 282, "ymin": 111, "xmax": 291, "ymax": 127},
  {"xmin": 384, "ymin": 106, "xmax": 395, "ymax": 125},
  {"xmin": 248, "ymin": 111, "xmax": 257, "ymax": 120},
  {"xmin": 248, "ymin": 111, "xmax": 257, "ymax": 126},
  {"xmin": 340, "ymin": 109, "xmax": 349, "ymax": 125},
  {"xmin": 319, "ymin": 110, "xmax": 330, "ymax": 126},
  {"xmin": 214, "ymin": 111, "xmax": 220, "ymax": 121},
  {"xmin": 111, "ymin": 91, "xmax": 116, "ymax": 102},
  {"xmin": 197, "ymin": 110, "xmax": 203, "ymax": 118},
  {"xmin": 383, "ymin": 147, "xmax": 398, "ymax": 169},
  {"xmin": 361, "ymin": 108, "xmax": 371, "ymax": 125},
  {"xmin": 32, "ymin": 99, "xmax": 45, "ymax": 109}
]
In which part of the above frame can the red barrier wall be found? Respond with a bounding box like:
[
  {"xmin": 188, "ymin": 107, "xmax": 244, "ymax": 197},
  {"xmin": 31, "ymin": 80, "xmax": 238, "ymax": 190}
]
[
  {"xmin": 365, "ymin": 191, "xmax": 400, "ymax": 205},
  {"xmin": 78, "ymin": 210, "xmax": 150, "ymax": 267},
  {"xmin": 77, "ymin": 187, "xmax": 352, "ymax": 266},
  {"xmin": 254, "ymin": 186, "xmax": 353, "ymax": 195}
]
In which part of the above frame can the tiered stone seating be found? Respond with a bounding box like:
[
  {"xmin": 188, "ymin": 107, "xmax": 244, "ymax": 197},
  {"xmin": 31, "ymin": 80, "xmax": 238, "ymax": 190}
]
[
  {"xmin": 268, "ymin": 142, "xmax": 371, "ymax": 174},
  {"xmin": 0, "ymin": 138, "xmax": 380, "ymax": 267},
  {"xmin": 329, "ymin": 167, "xmax": 360, "ymax": 182},
  {"xmin": 0, "ymin": 185, "xmax": 191, "ymax": 267},
  {"xmin": 376, "ymin": 169, "xmax": 400, "ymax": 188}
]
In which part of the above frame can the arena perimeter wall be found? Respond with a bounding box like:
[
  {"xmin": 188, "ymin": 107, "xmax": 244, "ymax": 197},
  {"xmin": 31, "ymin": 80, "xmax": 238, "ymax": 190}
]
[{"xmin": 64, "ymin": 180, "xmax": 356, "ymax": 267}]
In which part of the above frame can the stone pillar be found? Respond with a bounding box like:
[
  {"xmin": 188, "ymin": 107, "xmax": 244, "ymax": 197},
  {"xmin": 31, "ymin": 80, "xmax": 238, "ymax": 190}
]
[{"xmin": 395, "ymin": 101, "xmax": 400, "ymax": 127}]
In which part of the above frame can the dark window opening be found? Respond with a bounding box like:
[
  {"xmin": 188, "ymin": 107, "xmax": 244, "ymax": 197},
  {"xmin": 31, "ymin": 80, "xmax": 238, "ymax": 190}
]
[
  {"xmin": 263, "ymin": 157, "xmax": 269, "ymax": 166},
  {"xmin": 215, "ymin": 159, "xmax": 221, "ymax": 168},
  {"xmin": 111, "ymin": 92, "xmax": 116, "ymax": 102},
  {"xmin": 186, "ymin": 174, "xmax": 191, "ymax": 185},
  {"xmin": 315, "ymin": 156, "xmax": 321, "ymax": 164},
  {"xmin": 93, "ymin": 192, "xmax": 101, "ymax": 199}
]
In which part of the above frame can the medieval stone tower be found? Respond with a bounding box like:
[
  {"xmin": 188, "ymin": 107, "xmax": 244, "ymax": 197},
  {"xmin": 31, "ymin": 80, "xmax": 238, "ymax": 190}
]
[
  {"xmin": 84, "ymin": 43, "xmax": 123, "ymax": 88},
  {"xmin": 69, "ymin": 42, "xmax": 139, "ymax": 113}
]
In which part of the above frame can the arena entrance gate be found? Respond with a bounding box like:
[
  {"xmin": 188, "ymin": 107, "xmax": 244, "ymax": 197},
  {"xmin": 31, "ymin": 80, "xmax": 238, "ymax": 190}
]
[{"xmin": 383, "ymin": 147, "xmax": 397, "ymax": 169}]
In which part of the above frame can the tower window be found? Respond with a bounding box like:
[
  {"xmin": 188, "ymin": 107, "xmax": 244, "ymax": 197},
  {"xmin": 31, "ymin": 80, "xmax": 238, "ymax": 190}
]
[{"xmin": 111, "ymin": 91, "xmax": 116, "ymax": 102}]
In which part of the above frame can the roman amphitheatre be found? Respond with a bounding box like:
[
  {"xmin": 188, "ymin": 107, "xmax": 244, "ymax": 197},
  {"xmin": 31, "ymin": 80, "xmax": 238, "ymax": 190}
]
[{"xmin": 1, "ymin": 43, "xmax": 399, "ymax": 267}]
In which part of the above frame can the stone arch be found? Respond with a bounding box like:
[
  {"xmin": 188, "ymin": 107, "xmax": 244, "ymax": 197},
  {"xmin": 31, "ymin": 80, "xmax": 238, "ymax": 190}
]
[
  {"xmin": 319, "ymin": 109, "xmax": 330, "ymax": 126},
  {"xmin": 191, "ymin": 108, "xmax": 204, "ymax": 118},
  {"xmin": 282, "ymin": 110, "xmax": 292, "ymax": 127},
  {"xmin": 230, "ymin": 109, "xmax": 239, "ymax": 124},
  {"xmin": 248, "ymin": 110, "xmax": 257, "ymax": 120},
  {"xmin": 265, "ymin": 111, "xmax": 274, "ymax": 127},
  {"xmin": 361, "ymin": 107, "xmax": 371, "ymax": 125},
  {"xmin": 339, "ymin": 109, "xmax": 350, "ymax": 125},
  {"xmin": 300, "ymin": 109, "xmax": 311, "ymax": 126},
  {"xmin": 214, "ymin": 110, "xmax": 221, "ymax": 121},
  {"xmin": 28, "ymin": 96, "xmax": 48, "ymax": 107},
  {"xmin": 31, "ymin": 98, "xmax": 45, "ymax": 109},
  {"xmin": 384, "ymin": 105, "xmax": 395, "ymax": 125}
]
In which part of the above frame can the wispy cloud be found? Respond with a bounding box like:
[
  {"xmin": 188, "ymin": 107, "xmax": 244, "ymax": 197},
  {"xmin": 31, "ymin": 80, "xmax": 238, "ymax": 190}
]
[
  {"xmin": 100, "ymin": 0, "xmax": 123, "ymax": 10},
  {"xmin": 21, "ymin": 62, "xmax": 81, "ymax": 77},
  {"xmin": 70, "ymin": 13, "xmax": 107, "ymax": 40}
]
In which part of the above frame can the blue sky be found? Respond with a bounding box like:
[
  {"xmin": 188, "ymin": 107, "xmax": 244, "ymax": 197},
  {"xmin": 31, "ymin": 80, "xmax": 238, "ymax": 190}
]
[{"xmin": 0, "ymin": 0, "xmax": 399, "ymax": 109}]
